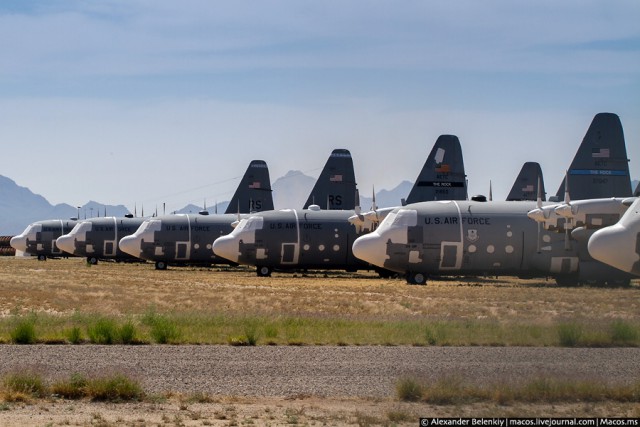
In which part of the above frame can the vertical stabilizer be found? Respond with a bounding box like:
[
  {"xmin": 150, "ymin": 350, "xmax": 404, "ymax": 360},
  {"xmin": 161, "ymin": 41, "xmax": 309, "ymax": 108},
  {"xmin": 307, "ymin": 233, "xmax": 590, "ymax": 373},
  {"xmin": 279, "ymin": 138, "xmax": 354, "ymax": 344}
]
[
  {"xmin": 506, "ymin": 162, "xmax": 545, "ymax": 201},
  {"xmin": 303, "ymin": 149, "xmax": 357, "ymax": 210},
  {"xmin": 224, "ymin": 160, "xmax": 274, "ymax": 214},
  {"xmin": 555, "ymin": 113, "xmax": 631, "ymax": 200},
  {"xmin": 405, "ymin": 135, "xmax": 467, "ymax": 204}
]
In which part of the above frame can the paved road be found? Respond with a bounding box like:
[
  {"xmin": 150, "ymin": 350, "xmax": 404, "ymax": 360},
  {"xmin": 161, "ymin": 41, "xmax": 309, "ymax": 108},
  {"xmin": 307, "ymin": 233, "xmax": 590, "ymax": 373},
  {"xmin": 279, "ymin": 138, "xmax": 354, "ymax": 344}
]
[{"xmin": 1, "ymin": 346, "xmax": 638, "ymax": 397}]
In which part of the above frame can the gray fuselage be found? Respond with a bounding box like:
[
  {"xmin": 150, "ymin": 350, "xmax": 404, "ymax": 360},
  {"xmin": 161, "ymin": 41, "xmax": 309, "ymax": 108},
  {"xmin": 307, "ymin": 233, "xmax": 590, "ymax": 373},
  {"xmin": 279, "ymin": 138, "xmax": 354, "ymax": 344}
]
[
  {"xmin": 57, "ymin": 217, "xmax": 145, "ymax": 261},
  {"xmin": 352, "ymin": 200, "xmax": 632, "ymax": 284},
  {"xmin": 10, "ymin": 219, "xmax": 78, "ymax": 259},
  {"xmin": 213, "ymin": 208, "xmax": 371, "ymax": 272},
  {"xmin": 119, "ymin": 214, "xmax": 237, "ymax": 266}
]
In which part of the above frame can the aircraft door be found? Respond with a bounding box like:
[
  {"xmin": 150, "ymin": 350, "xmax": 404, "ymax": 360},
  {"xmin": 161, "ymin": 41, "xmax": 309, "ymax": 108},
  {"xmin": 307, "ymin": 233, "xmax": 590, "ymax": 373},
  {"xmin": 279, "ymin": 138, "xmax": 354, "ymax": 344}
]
[
  {"xmin": 51, "ymin": 239, "xmax": 62, "ymax": 254},
  {"xmin": 104, "ymin": 241, "xmax": 116, "ymax": 256},
  {"xmin": 176, "ymin": 242, "xmax": 189, "ymax": 259},
  {"xmin": 439, "ymin": 242, "xmax": 462, "ymax": 270},
  {"xmin": 281, "ymin": 243, "xmax": 298, "ymax": 264}
]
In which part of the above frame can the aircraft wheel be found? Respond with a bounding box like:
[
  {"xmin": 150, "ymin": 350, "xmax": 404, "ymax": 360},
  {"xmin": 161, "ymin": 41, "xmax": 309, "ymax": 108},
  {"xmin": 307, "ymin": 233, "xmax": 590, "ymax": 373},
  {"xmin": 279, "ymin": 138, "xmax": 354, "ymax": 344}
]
[
  {"xmin": 37, "ymin": 254, "xmax": 47, "ymax": 261},
  {"xmin": 87, "ymin": 257, "xmax": 98, "ymax": 265},
  {"xmin": 155, "ymin": 261, "xmax": 168, "ymax": 270},
  {"xmin": 407, "ymin": 272, "xmax": 427, "ymax": 285},
  {"xmin": 257, "ymin": 266, "xmax": 272, "ymax": 277}
]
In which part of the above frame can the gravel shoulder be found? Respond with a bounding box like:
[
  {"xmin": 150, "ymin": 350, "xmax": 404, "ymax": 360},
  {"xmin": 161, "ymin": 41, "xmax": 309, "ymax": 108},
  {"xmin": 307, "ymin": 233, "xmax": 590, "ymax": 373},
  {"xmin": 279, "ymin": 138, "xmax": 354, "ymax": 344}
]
[{"xmin": 1, "ymin": 345, "xmax": 640, "ymax": 425}]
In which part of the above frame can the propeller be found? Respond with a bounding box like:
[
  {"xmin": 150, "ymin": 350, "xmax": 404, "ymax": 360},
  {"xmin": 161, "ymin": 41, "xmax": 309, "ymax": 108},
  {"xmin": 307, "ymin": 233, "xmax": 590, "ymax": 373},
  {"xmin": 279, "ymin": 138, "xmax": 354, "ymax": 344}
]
[
  {"xmin": 489, "ymin": 180, "xmax": 493, "ymax": 202},
  {"xmin": 557, "ymin": 171, "xmax": 573, "ymax": 250},
  {"xmin": 536, "ymin": 174, "xmax": 542, "ymax": 253}
]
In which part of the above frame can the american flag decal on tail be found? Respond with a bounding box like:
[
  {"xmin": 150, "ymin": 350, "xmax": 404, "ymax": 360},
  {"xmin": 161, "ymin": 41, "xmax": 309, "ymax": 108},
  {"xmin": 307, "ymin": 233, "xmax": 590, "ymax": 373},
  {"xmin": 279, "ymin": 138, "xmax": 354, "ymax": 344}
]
[
  {"xmin": 330, "ymin": 175, "xmax": 343, "ymax": 182},
  {"xmin": 592, "ymin": 148, "xmax": 610, "ymax": 158},
  {"xmin": 248, "ymin": 182, "xmax": 261, "ymax": 189}
]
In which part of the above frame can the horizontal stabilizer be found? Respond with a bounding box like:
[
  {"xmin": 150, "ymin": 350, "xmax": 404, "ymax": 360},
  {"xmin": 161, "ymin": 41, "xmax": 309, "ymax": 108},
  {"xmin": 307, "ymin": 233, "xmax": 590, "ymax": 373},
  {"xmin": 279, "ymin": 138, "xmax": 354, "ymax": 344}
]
[
  {"xmin": 507, "ymin": 162, "xmax": 545, "ymax": 201},
  {"xmin": 405, "ymin": 134, "xmax": 467, "ymax": 204},
  {"xmin": 224, "ymin": 160, "xmax": 274, "ymax": 214},
  {"xmin": 303, "ymin": 149, "xmax": 358, "ymax": 210},
  {"xmin": 555, "ymin": 113, "xmax": 631, "ymax": 200}
]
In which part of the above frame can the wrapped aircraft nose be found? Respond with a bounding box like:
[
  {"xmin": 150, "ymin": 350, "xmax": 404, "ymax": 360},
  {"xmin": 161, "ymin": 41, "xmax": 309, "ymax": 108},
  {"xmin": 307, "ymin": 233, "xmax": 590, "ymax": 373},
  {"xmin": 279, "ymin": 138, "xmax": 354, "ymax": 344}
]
[
  {"xmin": 119, "ymin": 235, "xmax": 141, "ymax": 257},
  {"xmin": 9, "ymin": 235, "xmax": 27, "ymax": 252},
  {"xmin": 352, "ymin": 233, "xmax": 386, "ymax": 268},
  {"xmin": 589, "ymin": 224, "xmax": 638, "ymax": 275},
  {"xmin": 212, "ymin": 235, "xmax": 240, "ymax": 263},
  {"xmin": 56, "ymin": 235, "xmax": 75, "ymax": 254}
]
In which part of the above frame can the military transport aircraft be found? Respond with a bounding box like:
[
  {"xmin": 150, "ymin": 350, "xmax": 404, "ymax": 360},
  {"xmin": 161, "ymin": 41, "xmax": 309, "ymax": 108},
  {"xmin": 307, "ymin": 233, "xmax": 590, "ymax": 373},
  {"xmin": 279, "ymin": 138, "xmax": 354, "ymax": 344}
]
[
  {"xmin": 351, "ymin": 112, "xmax": 634, "ymax": 285},
  {"xmin": 56, "ymin": 215, "xmax": 144, "ymax": 264},
  {"xmin": 56, "ymin": 160, "xmax": 273, "ymax": 265},
  {"xmin": 117, "ymin": 159, "xmax": 274, "ymax": 269},
  {"xmin": 588, "ymin": 197, "xmax": 640, "ymax": 277},
  {"xmin": 119, "ymin": 150, "xmax": 355, "ymax": 270},
  {"xmin": 212, "ymin": 135, "xmax": 468, "ymax": 276},
  {"xmin": 10, "ymin": 219, "xmax": 78, "ymax": 260}
]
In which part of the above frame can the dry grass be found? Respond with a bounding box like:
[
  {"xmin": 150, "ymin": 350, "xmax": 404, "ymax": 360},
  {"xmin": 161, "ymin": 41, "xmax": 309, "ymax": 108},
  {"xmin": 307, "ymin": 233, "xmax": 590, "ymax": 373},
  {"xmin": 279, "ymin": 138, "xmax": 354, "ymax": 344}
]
[
  {"xmin": 1, "ymin": 257, "xmax": 639, "ymax": 346},
  {"xmin": 1, "ymin": 257, "xmax": 638, "ymax": 322}
]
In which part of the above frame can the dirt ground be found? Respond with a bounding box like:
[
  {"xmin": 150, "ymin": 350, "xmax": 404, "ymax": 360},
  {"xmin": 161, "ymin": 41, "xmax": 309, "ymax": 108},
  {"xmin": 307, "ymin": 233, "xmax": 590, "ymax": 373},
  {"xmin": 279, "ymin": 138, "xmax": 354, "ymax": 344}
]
[{"xmin": 0, "ymin": 257, "xmax": 639, "ymax": 424}]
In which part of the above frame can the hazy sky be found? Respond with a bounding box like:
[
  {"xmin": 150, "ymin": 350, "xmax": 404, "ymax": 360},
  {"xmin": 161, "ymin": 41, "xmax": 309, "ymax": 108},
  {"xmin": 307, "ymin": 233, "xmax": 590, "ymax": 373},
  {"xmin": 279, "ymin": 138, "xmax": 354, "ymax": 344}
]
[{"xmin": 1, "ymin": 0, "xmax": 638, "ymax": 213}]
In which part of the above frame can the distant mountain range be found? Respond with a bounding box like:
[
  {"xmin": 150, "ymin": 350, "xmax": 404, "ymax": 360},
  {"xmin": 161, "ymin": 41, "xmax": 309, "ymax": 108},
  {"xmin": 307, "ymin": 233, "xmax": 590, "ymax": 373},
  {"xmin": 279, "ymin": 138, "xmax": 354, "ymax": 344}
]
[
  {"xmin": 0, "ymin": 172, "xmax": 412, "ymax": 235},
  {"xmin": 3, "ymin": 173, "xmax": 638, "ymax": 236}
]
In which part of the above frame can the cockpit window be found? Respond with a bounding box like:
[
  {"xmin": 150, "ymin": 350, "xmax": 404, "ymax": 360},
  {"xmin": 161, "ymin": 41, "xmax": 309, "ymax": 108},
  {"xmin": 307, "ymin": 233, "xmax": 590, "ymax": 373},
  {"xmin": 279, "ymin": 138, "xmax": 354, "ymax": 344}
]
[
  {"xmin": 70, "ymin": 222, "xmax": 92, "ymax": 234},
  {"xmin": 139, "ymin": 220, "xmax": 162, "ymax": 233},
  {"xmin": 235, "ymin": 217, "xmax": 263, "ymax": 233},
  {"xmin": 378, "ymin": 209, "xmax": 417, "ymax": 231},
  {"xmin": 24, "ymin": 224, "xmax": 42, "ymax": 236}
]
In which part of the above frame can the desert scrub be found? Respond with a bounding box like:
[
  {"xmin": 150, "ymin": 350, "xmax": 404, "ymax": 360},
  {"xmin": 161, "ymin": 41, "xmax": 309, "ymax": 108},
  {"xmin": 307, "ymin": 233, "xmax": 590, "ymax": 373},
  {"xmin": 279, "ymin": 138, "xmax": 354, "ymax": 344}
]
[
  {"xmin": 9, "ymin": 317, "xmax": 37, "ymax": 344},
  {"xmin": 142, "ymin": 311, "xmax": 182, "ymax": 344},
  {"xmin": 3, "ymin": 370, "xmax": 46, "ymax": 398},
  {"xmin": 396, "ymin": 375, "xmax": 640, "ymax": 403},
  {"xmin": 87, "ymin": 317, "xmax": 118, "ymax": 344}
]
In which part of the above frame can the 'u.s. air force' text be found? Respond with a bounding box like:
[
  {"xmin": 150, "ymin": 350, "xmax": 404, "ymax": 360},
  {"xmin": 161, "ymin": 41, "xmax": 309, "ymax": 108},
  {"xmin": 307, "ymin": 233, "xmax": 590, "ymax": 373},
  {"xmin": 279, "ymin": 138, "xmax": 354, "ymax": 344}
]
[{"xmin": 424, "ymin": 217, "xmax": 491, "ymax": 225}]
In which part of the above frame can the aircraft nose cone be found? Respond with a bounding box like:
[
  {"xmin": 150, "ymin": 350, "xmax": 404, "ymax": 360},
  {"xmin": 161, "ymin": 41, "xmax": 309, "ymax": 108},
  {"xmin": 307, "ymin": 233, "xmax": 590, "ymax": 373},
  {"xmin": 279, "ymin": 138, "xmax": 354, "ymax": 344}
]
[
  {"xmin": 9, "ymin": 235, "xmax": 27, "ymax": 252},
  {"xmin": 588, "ymin": 225, "xmax": 634, "ymax": 273},
  {"xmin": 352, "ymin": 233, "xmax": 386, "ymax": 267},
  {"xmin": 119, "ymin": 235, "xmax": 141, "ymax": 257},
  {"xmin": 212, "ymin": 235, "xmax": 240, "ymax": 263},
  {"xmin": 527, "ymin": 208, "xmax": 545, "ymax": 222},
  {"xmin": 56, "ymin": 235, "xmax": 75, "ymax": 254}
]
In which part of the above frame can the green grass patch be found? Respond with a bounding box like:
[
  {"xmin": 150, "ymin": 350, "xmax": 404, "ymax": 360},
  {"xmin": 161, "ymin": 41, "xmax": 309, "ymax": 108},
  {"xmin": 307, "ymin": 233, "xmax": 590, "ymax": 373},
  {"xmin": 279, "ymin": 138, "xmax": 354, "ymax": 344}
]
[
  {"xmin": 9, "ymin": 316, "xmax": 37, "ymax": 344},
  {"xmin": 557, "ymin": 322, "xmax": 584, "ymax": 347},
  {"xmin": 87, "ymin": 317, "xmax": 118, "ymax": 344},
  {"xmin": 142, "ymin": 311, "xmax": 182, "ymax": 344},
  {"xmin": 0, "ymin": 312, "xmax": 638, "ymax": 347}
]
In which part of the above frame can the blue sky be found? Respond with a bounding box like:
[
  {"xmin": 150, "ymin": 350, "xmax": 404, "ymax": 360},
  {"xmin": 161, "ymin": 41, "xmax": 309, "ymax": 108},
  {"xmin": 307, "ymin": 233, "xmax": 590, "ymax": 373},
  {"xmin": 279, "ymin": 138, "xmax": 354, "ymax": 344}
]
[{"xmin": 1, "ymin": 0, "xmax": 638, "ymax": 212}]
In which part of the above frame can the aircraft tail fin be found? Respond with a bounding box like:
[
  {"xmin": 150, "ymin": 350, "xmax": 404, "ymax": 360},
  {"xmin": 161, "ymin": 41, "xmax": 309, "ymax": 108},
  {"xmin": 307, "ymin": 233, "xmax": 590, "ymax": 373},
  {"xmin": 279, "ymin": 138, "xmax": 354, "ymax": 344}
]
[
  {"xmin": 303, "ymin": 149, "xmax": 357, "ymax": 210},
  {"xmin": 405, "ymin": 134, "xmax": 467, "ymax": 204},
  {"xmin": 506, "ymin": 162, "xmax": 545, "ymax": 201},
  {"xmin": 224, "ymin": 160, "xmax": 274, "ymax": 214},
  {"xmin": 555, "ymin": 113, "xmax": 631, "ymax": 200}
]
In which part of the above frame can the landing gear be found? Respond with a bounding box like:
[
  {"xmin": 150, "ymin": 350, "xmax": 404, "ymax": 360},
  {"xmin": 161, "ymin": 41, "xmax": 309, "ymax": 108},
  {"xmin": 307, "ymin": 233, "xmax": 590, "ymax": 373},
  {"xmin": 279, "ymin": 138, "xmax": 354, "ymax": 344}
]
[
  {"xmin": 376, "ymin": 268, "xmax": 395, "ymax": 279},
  {"xmin": 257, "ymin": 266, "xmax": 272, "ymax": 277},
  {"xmin": 555, "ymin": 275, "xmax": 579, "ymax": 287},
  {"xmin": 406, "ymin": 272, "xmax": 427, "ymax": 285},
  {"xmin": 37, "ymin": 254, "xmax": 46, "ymax": 261},
  {"xmin": 155, "ymin": 261, "xmax": 167, "ymax": 270},
  {"xmin": 87, "ymin": 256, "xmax": 98, "ymax": 265}
]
